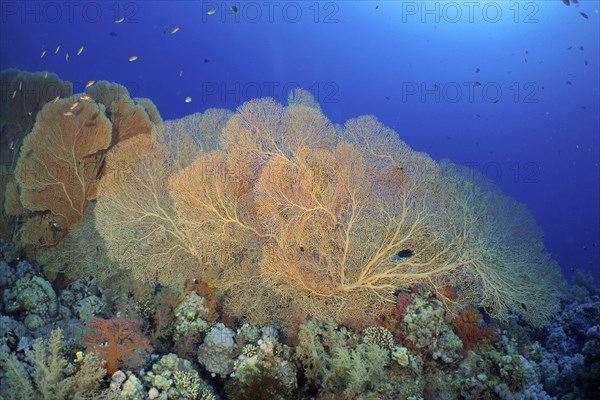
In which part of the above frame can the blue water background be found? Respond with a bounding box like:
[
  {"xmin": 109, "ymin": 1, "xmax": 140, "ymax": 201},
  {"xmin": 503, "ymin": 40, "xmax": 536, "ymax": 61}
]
[{"xmin": 1, "ymin": 1, "xmax": 598, "ymax": 280}]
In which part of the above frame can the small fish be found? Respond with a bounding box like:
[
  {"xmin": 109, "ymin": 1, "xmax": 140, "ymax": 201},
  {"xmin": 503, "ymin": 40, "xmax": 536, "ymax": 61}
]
[
  {"xmin": 204, "ymin": 58, "xmax": 209, "ymax": 63},
  {"xmin": 110, "ymin": 31, "xmax": 118, "ymax": 37},
  {"xmin": 231, "ymin": 6, "xmax": 238, "ymax": 13},
  {"xmin": 580, "ymin": 46, "xmax": 584, "ymax": 51},
  {"xmin": 79, "ymin": 95, "xmax": 93, "ymax": 101},
  {"xmin": 8, "ymin": 138, "xmax": 14, "ymax": 152},
  {"xmin": 26, "ymin": 112, "xmax": 32, "ymax": 117},
  {"xmin": 53, "ymin": 96, "xmax": 60, "ymax": 102},
  {"xmin": 115, "ymin": 17, "xmax": 125, "ymax": 23},
  {"xmin": 44, "ymin": 71, "xmax": 48, "ymax": 78},
  {"xmin": 566, "ymin": 81, "xmax": 573, "ymax": 85},
  {"xmin": 567, "ymin": 46, "xmax": 572, "ymax": 50},
  {"xmin": 55, "ymin": 44, "xmax": 61, "ymax": 54},
  {"xmin": 63, "ymin": 111, "xmax": 74, "ymax": 116},
  {"xmin": 85, "ymin": 80, "xmax": 96, "ymax": 88},
  {"xmin": 70, "ymin": 102, "xmax": 80, "ymax": 110},
  {"xmin": 475, "ymin": 67, "xmax": 480, "ymax": 73},
  {"xmin": 179, "ymin": 70, "xmax": 184, "ymax": 77},
  {"xmin": 171, "ymin": 27, "xmax": 181, "ymax": 34},
  {"xmin": 185, "ymin": 96, "xmax": 192, "ymax": 103},
  {"xmin": 207, "ymin": 8, "xmax": 216, "ymax": 15},
  {"xmin": 561, "ymin": 0, "xmax": 569, "ymax": 5},
  {"xmin": 11, "ymin": 90, "xmax": 17, "ymax": 99},
  {"xmin": 65, "ymin": 52, "xmax": 70, "ymax": 61},
  {"xmin": 472, "ymin": 82, "xmax": 481, "ymax": 87},
  {"xmin": 19, "ymin": 81, "xmax": 22, "ymax": 91},
  {"xmin": 74, "ymin": 351, "xmax": 84, "ymax": 363},
  {"xmin": 384, "ymin": 95, "xmax": 390, "ymax": 100},
  {"xmin": 525, "ymin": 50, "xmax": 529, "ymax": 54},
  {"xmin": 40, "ymin": 48, "xmax": 47, "ymax": 58},
  {"xmin": 128, "ymin": 55, "xmax": 138, "ymax": 62},
  {"xmin": 77, "ymin": 46, "xmax": 84, "ymax": 56},
  {"xmin": 375, "ymin": 5, "xmax": 379, "ymax": 10},
  {"xmin": 580, "ymin": 12, "xmax": 588, "ymax": 19},
  {"xmin": 581, "ymin": 106, "xmax": 587, "ymax": 109}
]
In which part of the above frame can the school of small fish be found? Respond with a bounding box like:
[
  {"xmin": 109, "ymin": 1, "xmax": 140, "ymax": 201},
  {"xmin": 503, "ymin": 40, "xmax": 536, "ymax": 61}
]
[{"xmin": 29, "ymin": 2, "xmax": 593, "ymax": 121}]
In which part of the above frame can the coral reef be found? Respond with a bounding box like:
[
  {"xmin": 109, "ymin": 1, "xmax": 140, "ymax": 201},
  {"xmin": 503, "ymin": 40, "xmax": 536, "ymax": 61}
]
[
  {"xmin": 0, "ymin": 329, "xmax": 118, "ymax": 400},
  {"xmin": 0, "ymin": 236, "xmax": 597, "ymax": 399},
  {"xmin": 0, "ymin": 70, "xmax": 73, "ymax": 239},
  {"xmin": 226, "ymin": 335, "xmax": 297, "ymax": 400},
  {"xmin": 141, "ymin": 353, "xmax": 216, "ymax": 400},
  {"xmin": 172, "ymin": 292, "xmax": 213, "ymax": 341},
  {"xmin": 3, "ymin": 73, "xmax": 163, "ymax": 271},
  {"xmin": 13, "ymin": 95, "xmax": 112, "ymax": 249},
  {"xmin": 295, "ymin": 319, "xmax": 390, "ymax": 398},
  {"xmin": 197, "ymin": 323, "xmax": 238, "ymax": 377},
  {"xmin": 401, "ymin": 292, "xmax": 463, "ymax": 363},
  {"xmin": 95, "ymin": 88, "xmax": 563, "ymax": 328},
  {"xmin": 1, "ymin": 72, "xmax": 597, "ymax": 399}
]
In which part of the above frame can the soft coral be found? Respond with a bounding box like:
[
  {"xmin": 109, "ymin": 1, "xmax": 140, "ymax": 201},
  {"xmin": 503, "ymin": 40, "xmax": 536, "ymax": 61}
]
[
  {"xmin": 81, "ymin": 317, "xmax": 152, "ymax": 376},
  {"xmin": 451, "ymin": 308, "xmax": 494, "ymax": 352}
]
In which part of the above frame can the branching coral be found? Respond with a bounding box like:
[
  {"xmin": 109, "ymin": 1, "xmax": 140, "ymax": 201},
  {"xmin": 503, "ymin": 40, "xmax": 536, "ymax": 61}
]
[
  {"xmin": 2, "ymin": 73, "xmax": 165, "ymax": 265},
  {"xmin": 0, "ymin": 70, "xmax": 73, "ymax": 239},
  {"xmin": 93, "ymin": 89, "xmax": 563, "ymax": 327},
  {"xmin": 13, "ymin": 96, "xmax": 111, "ymax": 249},
  {"xmin": 95, "ymin": 135, "xmax": 200, "ymax": 287}
]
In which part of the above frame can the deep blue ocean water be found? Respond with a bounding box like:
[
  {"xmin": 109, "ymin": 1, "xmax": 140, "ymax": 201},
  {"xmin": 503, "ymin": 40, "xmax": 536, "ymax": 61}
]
[{"xmin": 1, "ymin": 0, "xmax": 598, "ymax": 281}]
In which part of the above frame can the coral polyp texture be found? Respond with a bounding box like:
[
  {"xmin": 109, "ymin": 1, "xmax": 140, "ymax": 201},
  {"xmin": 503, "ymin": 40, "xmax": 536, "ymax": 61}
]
[{"xmin": 91, "ymin": 88, "xmax": 563, "ymax": 327}]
